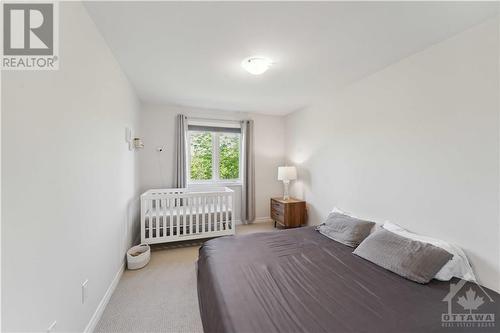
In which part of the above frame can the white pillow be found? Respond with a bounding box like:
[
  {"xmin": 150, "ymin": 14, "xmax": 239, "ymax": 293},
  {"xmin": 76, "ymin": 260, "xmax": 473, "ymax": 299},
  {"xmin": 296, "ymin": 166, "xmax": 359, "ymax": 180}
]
[
  {"xmin": 383, "ymin": 222, "xmax": 476, "ymax": 282},
  {"xmin": 331, "ymin": 207, "xmax": 345, "ymax": 214}
]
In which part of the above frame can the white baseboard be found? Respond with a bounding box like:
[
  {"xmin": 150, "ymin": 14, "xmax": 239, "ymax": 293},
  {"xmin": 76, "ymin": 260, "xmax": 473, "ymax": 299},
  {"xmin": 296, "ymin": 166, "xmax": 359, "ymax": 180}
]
[
  {"xmin": 84, "ymin": 262, "xmax": 125, "ymax": 333},
  {"xmin": 254, "ymin": 217, "xmax": 273, "ymax": 223}
]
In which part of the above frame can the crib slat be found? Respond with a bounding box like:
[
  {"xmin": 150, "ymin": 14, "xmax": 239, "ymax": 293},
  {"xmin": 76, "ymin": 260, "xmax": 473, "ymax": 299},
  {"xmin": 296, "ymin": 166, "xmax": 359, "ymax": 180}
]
[
  {"xmin": 209, "ymin": 196, "xmax": 213, "ymax": 232},
  {"xmin": 183, "ymin": 198, "xmax": 186, "ymax": 236},
  {"xmin": 191, "ymin": 196, "xmax": 195, "ymax": 234},
  {"xmin": 217, "ymin": 195, "xmax": 221, "ymax": 231},
  {"xmin": 205, "ymin": 196, "xmax": 209, "ymax": 232},
  {"xmin": 175, "ymin": 197, "xmax": 179, "ymax": 237},
  {"xmin": 219, "ymin": 195, "xmax": 224, "ymax": 230},
  {"xmin": 184, "ymin": 198, "xmax": 188, "ymax": 236},
  {"xmin": 222, "ymin": 195, "xmax": 226, "ymax": 231},
  {"xmin": 149, "ymin": 199, "xmax": 155, "ymax": 239},
  {"xmin": 198, "ymin": 196, "xmax": 202, "ymax": 233},
  {"xmin": 220, "ymin": 194, "xmax": 225, "ymax": 231},
  {"xmin": 157, "ymin": 199, "xmax": 162, "ymax": 239},
  {"xmin": 186, "ymin": 198, "xmax": 189, "ymax": 235},
  {"xmin": 228, "ymin": 193, "xmax": 231, "ymax": 230},
  {"xmin": 163, "ymin": 198, "xmax": 168, "ymax": 237},
  {"xmin": 186, "ymin": 197, "xmax": 193, "ymax": 235},
  {"xmin": 214, "ymin": 196, "xmax": 219, "ymax": 231},
  {"xmin": 148, "ymin": 199, "xmax": 152, "ymax": 238},
  {"xmin": 226, "ymin": 194, "xmax": 229, "ymax": 231},
  {"xmin": 213, "ymin": 196, "xmax": 217, "ymax": 232},
  {"xmin": 182, "ymin": 197, "xmax": 189, "ymax": 235},
  {"xmin": 215, "ymin": 195, "xmax": 218, "ymax": 231},
  {"xmin": 165, "ymin": 197, "xmax": 169, "ymax": 237},
  {"xmin": 229, "ymin": 193, "xmax": 233, "ymax": 230},
  {"xmin": 198, "ymin": 196, "xmax": 201, "ymax": 234},
  {"xmin": 183, "ymin": 196, "xmax": 187, "ymax": 235},
  {"xmin": 158, "ymin": 198, "xmax": 162, "ymax": 238},
  {"xmin": 164, "ymin": 197, "xmax": 168, "ymax": 237},
  {"xmin": 221, "ymin": 195, "xmax": 226, "ymax": 230},
  {"xmin": 213, "ymin": 196, "xmax": 216, "ymax": 232},
  {"xmin": 160, "ymin": 198, "xmax": 163, "ymax": 238},
  {"xmin": 197, "ymin": 196, "xmax": 200, "ymax": 234},
  {"xmin": 189, "ymin": 197, "xmax": 194, "ymax": 235},
  {"xmin": 192, "ymin": 196, "xmax": 196, "ymax": 234},
  {"xmin": 222, "ymin": 195, "xmax": 225, "ymax": 230},
  {"xmin": 151, "ymin": 199, "xmax": 155, "ymax": 239},
  {"xmin": 178, "ymin": 198, "xmax": 182, "ymax": 236},
  {"xmin": 202, "ymin": 196, "xmax": 207, "ymax": 233},
  {"xmin": 167, "ymin": 198, "xmax": 174, "ymax": 237},
  {"xmin": 159, "ymin": 198, "xmax": 163, "ymax": 238}
]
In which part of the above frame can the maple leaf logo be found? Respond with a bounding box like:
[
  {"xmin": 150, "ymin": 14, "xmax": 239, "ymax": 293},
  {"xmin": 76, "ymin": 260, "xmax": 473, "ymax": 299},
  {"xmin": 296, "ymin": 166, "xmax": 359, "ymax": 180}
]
[{"xmin": 457, "ymin": 288, "xmax": 484, "ymax": 314}]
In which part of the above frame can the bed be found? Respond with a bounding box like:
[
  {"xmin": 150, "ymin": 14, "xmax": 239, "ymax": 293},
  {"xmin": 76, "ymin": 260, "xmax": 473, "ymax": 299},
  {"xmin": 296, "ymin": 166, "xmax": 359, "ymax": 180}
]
[{"xmin": 197, "ymin": 227, "xmax": 499, "ymax": 333}]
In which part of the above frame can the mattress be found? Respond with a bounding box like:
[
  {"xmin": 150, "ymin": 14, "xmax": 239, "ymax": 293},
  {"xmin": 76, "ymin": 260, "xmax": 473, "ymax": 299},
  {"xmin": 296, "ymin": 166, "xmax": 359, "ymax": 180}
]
[{"xmin": 197, "ymin": 227, "xmax": 500, "ymax": 333}]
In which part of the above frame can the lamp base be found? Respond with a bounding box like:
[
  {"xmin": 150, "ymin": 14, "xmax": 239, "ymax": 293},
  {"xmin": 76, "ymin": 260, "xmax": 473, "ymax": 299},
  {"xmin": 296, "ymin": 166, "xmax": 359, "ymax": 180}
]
[{"xmin": 283, "ymin": 180, "xmax": 290, "ymax": 201}]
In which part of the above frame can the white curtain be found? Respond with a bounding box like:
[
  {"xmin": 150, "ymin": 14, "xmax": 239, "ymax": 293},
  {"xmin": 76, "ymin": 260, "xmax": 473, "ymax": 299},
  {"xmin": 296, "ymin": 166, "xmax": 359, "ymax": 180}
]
[
  {"xmin": 175, "ymin": 114, "xmax": 188, "ymax": 188},
  {"xmin": 241, "ymin": 120, "xmax": 255, "ymax": 223}
]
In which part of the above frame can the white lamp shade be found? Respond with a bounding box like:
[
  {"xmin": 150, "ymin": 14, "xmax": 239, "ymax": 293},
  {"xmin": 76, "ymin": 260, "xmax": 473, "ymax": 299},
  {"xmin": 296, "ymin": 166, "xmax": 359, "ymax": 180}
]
[{"xmin": 277, "ymin": 166, "xmax": 297, "ymax": 181}]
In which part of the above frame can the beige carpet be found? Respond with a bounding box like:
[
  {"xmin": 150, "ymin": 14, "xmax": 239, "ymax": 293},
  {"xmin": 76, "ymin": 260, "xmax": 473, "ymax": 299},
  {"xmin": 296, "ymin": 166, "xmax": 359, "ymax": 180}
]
[{"xmin": 95, "ymin": 222, "xmax": 276, "ymax": 333}]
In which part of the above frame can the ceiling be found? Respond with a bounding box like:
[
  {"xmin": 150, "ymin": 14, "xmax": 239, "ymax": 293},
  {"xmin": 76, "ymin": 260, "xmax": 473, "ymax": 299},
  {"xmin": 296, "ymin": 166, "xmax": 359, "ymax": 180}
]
[{"xmin": 84, "ymin": 1, "xmax": 498, "ymax": 115}]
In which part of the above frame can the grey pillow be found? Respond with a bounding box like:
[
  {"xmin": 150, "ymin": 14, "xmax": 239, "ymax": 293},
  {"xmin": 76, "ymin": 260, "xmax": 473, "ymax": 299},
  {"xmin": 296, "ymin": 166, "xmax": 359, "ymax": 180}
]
[
  {"xmin": 353, "ymin": 229, "xmax": 453, "ymax": 284},
  {"xmin": 317, "ymin": 212, "xmax": 375, "ymax": 247}
]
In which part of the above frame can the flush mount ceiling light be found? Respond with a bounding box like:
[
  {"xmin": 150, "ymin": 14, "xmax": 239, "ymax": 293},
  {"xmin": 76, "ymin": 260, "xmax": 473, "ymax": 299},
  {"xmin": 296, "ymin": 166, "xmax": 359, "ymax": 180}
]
[{"xmin": 241, "ymin": 56, "xmax": 273, "ymax": 75}]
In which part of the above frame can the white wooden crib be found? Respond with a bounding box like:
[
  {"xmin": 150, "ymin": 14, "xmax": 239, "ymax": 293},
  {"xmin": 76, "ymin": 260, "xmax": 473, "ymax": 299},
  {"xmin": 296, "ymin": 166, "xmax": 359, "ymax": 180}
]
[{"xmin": 140, "ymin": 187, "xmax": 235, "ymax": 244}]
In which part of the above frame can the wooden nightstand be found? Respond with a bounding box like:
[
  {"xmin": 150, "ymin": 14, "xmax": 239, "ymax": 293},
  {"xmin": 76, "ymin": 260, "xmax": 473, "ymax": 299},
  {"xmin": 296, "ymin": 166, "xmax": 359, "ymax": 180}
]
[{"xmin": 270, "ymin": 198, "xmax": 306, "ymax": 228}]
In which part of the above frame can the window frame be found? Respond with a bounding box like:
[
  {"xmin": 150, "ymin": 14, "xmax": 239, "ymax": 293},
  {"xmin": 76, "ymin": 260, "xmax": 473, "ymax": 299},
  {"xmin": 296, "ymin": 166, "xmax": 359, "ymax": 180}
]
[{"xmin": 187, "ymin": 129, "xmax": 242, "ymax": 185}]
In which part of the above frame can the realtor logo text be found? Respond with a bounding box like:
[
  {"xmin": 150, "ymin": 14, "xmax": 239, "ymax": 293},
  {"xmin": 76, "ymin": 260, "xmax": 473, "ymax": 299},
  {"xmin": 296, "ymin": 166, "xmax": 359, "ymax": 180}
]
[{"xmin": 1, "ymin": 2, "xmax": 59, "ymax": 70}]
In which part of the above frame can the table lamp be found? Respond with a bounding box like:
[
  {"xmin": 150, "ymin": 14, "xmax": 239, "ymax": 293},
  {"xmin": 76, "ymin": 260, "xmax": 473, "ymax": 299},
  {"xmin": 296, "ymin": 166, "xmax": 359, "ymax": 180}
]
[{"xmin": 277, "ymin": 166, "xmax": 297, "ymax": 200}]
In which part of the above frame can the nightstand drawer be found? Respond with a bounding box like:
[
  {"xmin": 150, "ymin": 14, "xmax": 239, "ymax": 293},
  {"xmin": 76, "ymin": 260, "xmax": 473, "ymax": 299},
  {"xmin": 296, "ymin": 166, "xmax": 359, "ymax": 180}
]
[
  {"xmin": 271, "ymin": 207, "xmax": 284, "ymax": 222},
  {"xmin": 271, "ymin": 200, "xmax": 284, "ymax": 214}
]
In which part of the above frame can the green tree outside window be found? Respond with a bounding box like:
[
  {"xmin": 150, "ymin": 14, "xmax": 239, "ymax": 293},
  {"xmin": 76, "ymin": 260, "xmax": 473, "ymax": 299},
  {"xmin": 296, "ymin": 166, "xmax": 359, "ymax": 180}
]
[
  {"xmin": 219, "ymin": 134, "xmax": 240, "ymax": 179},
  {"xmin": 189, "ymin": 131, "xmax": 240, "ymax": 181},
  {"xmin": 190, "ymin": 132, "xmax": 213, "ymax": 180}
]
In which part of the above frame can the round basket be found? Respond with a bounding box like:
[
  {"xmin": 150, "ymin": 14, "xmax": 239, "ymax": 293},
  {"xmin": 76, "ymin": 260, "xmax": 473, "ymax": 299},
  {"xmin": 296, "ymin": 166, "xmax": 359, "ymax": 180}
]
[{"xmin": 127, "ymin": 244, "xmax": 150, "ymax": 270}]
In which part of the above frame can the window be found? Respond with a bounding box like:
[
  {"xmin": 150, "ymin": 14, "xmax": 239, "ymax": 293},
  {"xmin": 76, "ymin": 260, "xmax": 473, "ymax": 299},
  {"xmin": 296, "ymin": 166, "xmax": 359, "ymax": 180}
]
[
  {"xmin": 189, "ymin": 131, "xmax": 213, "ymax": 180},
  {"xmin": 188, "ymin": 124, "xmax": 241, "ymax": 183}
]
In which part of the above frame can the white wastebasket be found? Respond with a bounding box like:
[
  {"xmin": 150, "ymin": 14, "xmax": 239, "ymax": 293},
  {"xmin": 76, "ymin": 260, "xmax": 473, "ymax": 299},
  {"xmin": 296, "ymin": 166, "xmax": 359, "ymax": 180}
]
[{"xmin": 127, "ymin": 244, "xmax": 150, "ymax": 270}]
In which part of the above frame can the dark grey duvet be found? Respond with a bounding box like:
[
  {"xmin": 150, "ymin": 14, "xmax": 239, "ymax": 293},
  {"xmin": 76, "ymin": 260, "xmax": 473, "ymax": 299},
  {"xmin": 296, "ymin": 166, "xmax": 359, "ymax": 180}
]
[{"xmin": 197, "ymin": 227, "xmax": 499, "ymax": 333}]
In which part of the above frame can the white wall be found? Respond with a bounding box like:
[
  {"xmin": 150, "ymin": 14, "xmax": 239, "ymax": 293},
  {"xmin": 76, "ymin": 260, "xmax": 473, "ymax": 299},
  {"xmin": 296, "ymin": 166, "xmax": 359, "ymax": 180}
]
[
  {"xmin": 2, "ymin": 2, "xmax": 140, "ymax": 331},
  {"xmin": 285, "ymin": 19, "xmax": 500, "ymax": 292},
  {"xmin": 139, "ymin": 104, "xmax": 285, "ymax": 221}
]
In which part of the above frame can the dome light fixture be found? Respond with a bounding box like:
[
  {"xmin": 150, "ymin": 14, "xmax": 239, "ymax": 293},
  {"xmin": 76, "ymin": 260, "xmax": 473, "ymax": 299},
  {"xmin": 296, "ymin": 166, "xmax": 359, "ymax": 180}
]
[{"xmin": 241, "ymin": 56, "xmax": 273, "ymax": 75}]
